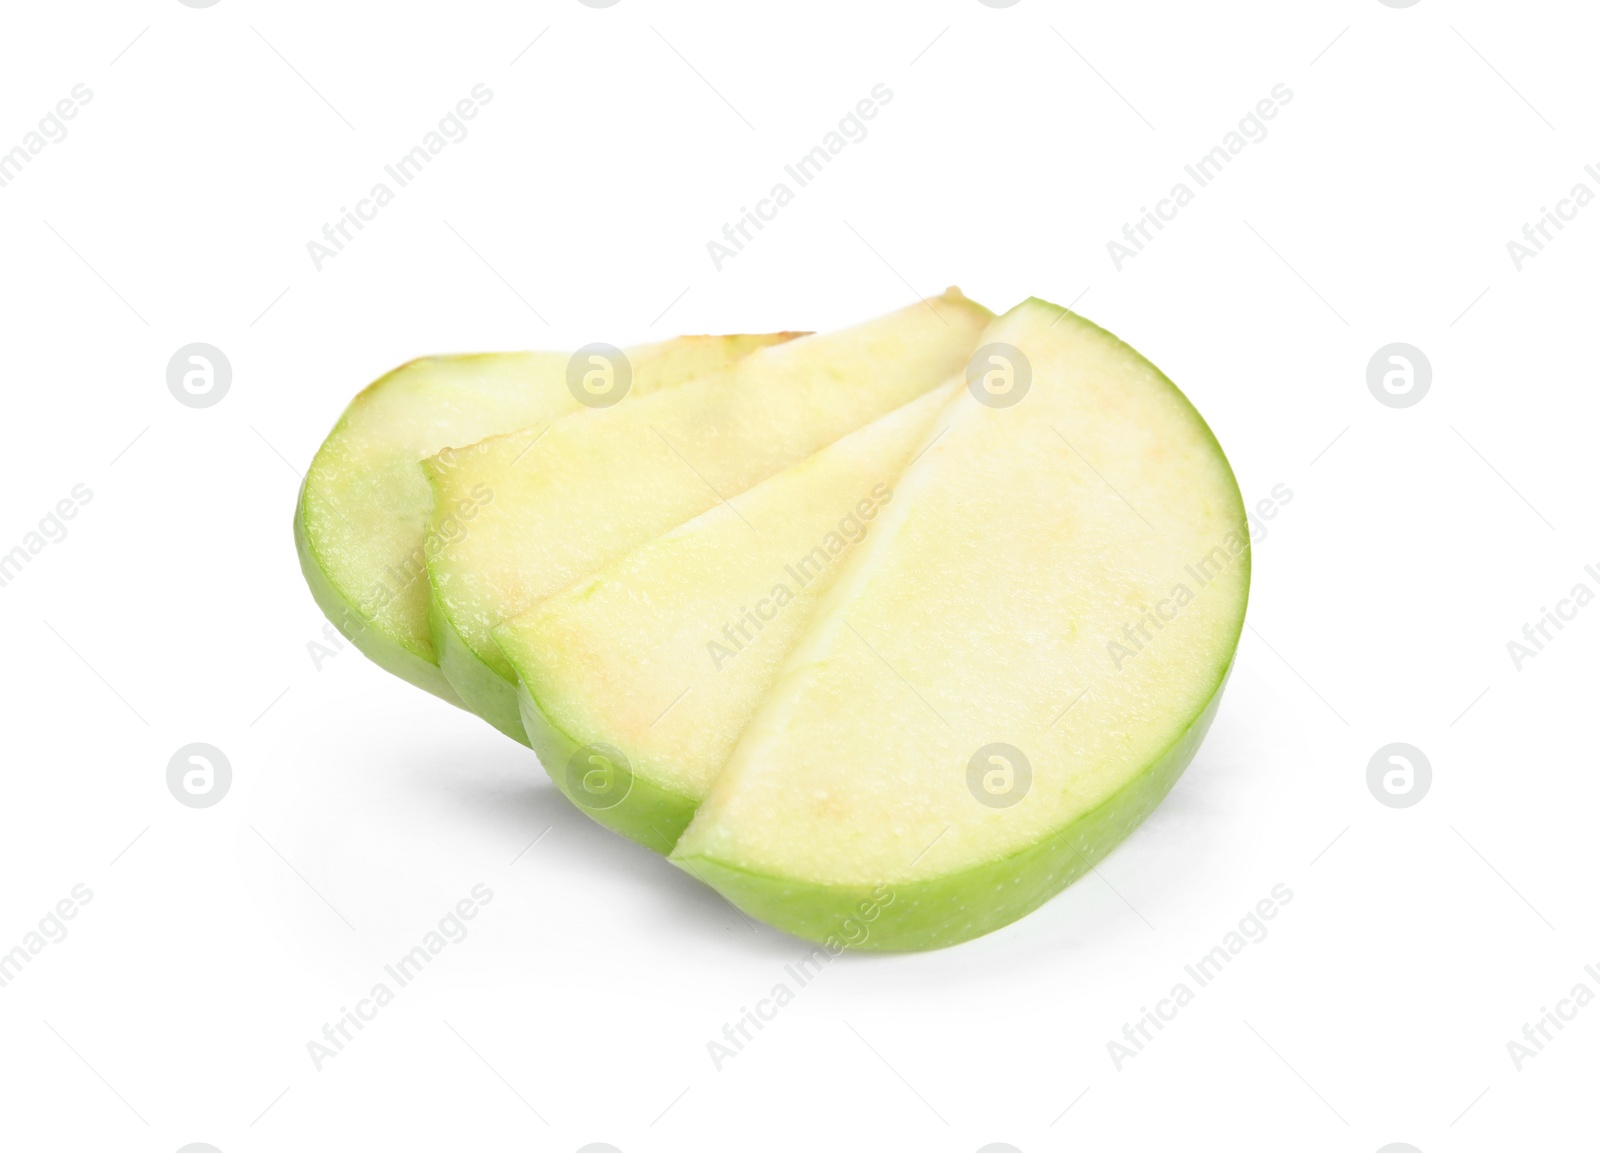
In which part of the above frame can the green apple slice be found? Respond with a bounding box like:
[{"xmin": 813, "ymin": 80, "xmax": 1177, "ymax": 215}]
[
  {"xmin": 672, "ymin": 299, "xmax": 1250, "ymax": 951},
  {"xmin": 294, "ymin": 333, "xmax": 796, "ymax": 703},
  {"xmin": 493, "ymin": 381, "xmax": 959, "ymax": 852},
  {"xmin": 424, "ymin": 290, "xmax": 993, "ymax": 741}
]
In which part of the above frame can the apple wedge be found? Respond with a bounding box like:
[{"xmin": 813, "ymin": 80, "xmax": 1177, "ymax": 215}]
[
  {"xmin": 493, "ymin": 381, "xmax": 959, "ymax": 852},
  {"xmin": 294, "ymin": 334, "xmax": 795, "ymax": 702},
  {"xmin": 671, "ymin": 299, "xmax": 1250, "ymax": 951},
  {"xmin": 425, "ymin": 290, "xmax": 992, "ymax": 741}
]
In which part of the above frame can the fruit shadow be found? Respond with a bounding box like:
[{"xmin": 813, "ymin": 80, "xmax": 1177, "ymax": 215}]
[
  {"xmin": 396, "ymin": 733, "xmax": 1230, "ymax": 979},
  {"xmin": 401, "ymin": 734, "xmax": 853, "ymax": 964}
]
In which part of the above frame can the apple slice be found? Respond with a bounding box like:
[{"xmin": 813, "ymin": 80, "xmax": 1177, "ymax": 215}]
[
  {"xmin": 672, "ymin": 299, "xmax": 1250, "ymax": 951},
  {"xmin": 425, "ymin": 290, "xmax": 993, "ymax": 741},
  {"xmin": 294, "ymin": 334, "xmax": 795, "ymax": 702},
  {"xmin": 493, "ymin": 381, "xmax": 958, "ymax": 852}
]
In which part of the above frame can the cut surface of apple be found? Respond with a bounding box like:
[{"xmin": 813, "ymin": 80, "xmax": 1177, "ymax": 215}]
[
  {"xmin": 494, "ymin": 381, "xmax": 959, "ymax": 852},
  {"xmin": 426, "ymin": 291, "xmax": 993, "ymax": 740},
  {"xmin": 671, "ymin": 299, "xmax": 1249, "ymax": 951},
  {"xmin": 294, "ymin": 334, "xmax": 794, "ymax": 702}
]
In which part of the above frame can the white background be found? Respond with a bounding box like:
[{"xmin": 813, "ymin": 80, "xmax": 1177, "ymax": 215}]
[{"xmin": 0, "ymin": 1, "xmax": 1594, "ymax": 1150}]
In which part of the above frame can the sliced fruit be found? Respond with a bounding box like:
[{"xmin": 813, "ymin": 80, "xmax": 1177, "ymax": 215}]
[
  {"xmin": 425, "ymin": 290, "xmax": 993, "ymax": 741},
  {"xmin": 294, "ymin": 333, "xmax": 795, "ymax": 702},
  {"xmin": 671, "ymin": 299, "xmax": 1250, "ymax": 951},
  {"xmin": 494, "ymin": 381, "xmax": 959, "ymax": 852}
]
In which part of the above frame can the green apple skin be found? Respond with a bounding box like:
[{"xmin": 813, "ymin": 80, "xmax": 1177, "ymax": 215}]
[
  {"xmin": 493, "ymin": 383, "xmax": 957, "ymax": 849},
  {"xmin": 515, "ymin": 680, "xmax": 696, "ymax": 855},
  {"xmin": 296, "ymin": 497, "xmax": 464, "ymax": 704},
  {"xmin": 295, "ymin": 337, "xmax": 798, "ymax": 711},
  {"xmin": 669, "ymin": 298, "xmax": 1250, "ymax": 952},
  {"xmin": 424, "ymin": 293, "xmax": 991, "ymax": 741},
  {"xmin": 430, "ymin": 595, "xmax": 530, "ymax": 745},
  {"xmin": 672, "ymin": 665, "xmax": 1234, "ymax": 952}
]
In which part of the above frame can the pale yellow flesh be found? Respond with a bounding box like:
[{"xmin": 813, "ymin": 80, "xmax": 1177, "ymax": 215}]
[
  {"xmin": 495, "ymin": 381, "xmax": 958, "ymax": 803},
  {"xmin": 675, "ymin": 301, "xmax": 1249, "ymax": 887},
  {"xmin": 299, "ymin": 334, "xmax": 797, "ymax": 667},
  {"xmin": 427, "ymin": 291, "xmax": 993, "ymax": 685}
]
